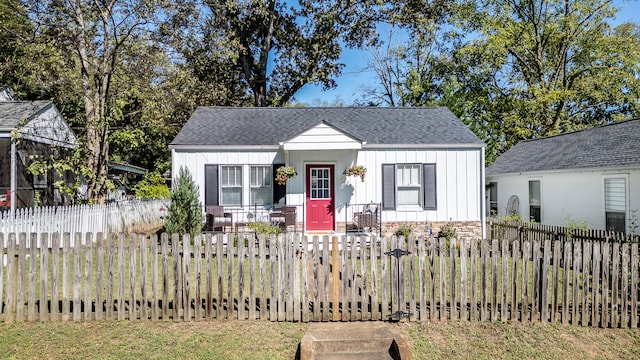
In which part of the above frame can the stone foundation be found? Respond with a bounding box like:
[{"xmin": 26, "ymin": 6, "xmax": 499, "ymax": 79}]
[{"xmin": 380, "ymin": 220, "xmax": 483, "ymax": 240}]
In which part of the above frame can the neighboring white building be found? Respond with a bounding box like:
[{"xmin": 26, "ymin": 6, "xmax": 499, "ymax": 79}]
[
  {"xmin": 486, "ymin": 119, "xmax": 640, "ymax": 233},
  {"xmin": 170, "ymin": 107, "xmax": 486, "ymax": 238}
]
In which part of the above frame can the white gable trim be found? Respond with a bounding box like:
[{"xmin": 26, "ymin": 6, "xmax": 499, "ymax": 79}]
[
  {"xmin": 281, "ymin": 122, "xmax": 363, "ymax": 150},
  {"xmin": 18, "ymin": 105, "xmax": 77, "ymax": 148}
]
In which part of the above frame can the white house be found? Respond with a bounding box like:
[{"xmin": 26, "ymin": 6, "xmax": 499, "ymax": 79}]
[
  {"xmin": 170, "ymin": 107, "xmax": 486, "ymax": 238},
  {"xmin": 486, "ymin": 119, "xmax": 640, "ymax": 233}
]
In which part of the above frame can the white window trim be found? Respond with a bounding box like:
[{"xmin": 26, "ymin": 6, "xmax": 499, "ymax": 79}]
[
  {"xmin": 221, "ymin": 165, "xmax": 243, "ymax": 206},
  {"xmin": 396, "ymin": 163, "xmax": 422, "ymax": 208}
]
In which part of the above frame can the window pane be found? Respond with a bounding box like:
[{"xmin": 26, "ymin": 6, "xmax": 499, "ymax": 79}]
[
  {"xmin": 222, "ymin": 166, "xmax": 242, "ymax": 186},
  {"xmin": 606, "ymin": 211, "xmax": 625, "ymax": 232},
  {"xmin": 396, "ymin": 164, "xmax": 421, "ymax": 206},
  {"xmin": 397, "ymin": 187, "xmax": 420, "ymax": 206},
  {"xmin": 222, "ymin": 188, "xmax": 241, "ymax": 206},
  {"xmin": 605, "ymin": 178, "xmax": 625, "ymax": 212},
  {"xmin": 250, "ymin": 166, "xmax": 270, "ymax": 186},
  {"xmin": 250, "ymin": 166, "xmax": 272, "ymax": 205},
  {"xmin": 529, "ymin": 180, "xmax": 540, "ymax": 205},
  {"xmin": 530, "ymin": 205, "xmax": 541, "ymax": 223},
  {"xmin": 221, "ymin": 165, "xmax": 242, "ymax": 205},
  {"xmin": 310, "ymin": 167, "xmax": 330, "ymax": 199},
  {"xmin": 250, "ymin": 188, "xmax": 271, "ymax": 206}
]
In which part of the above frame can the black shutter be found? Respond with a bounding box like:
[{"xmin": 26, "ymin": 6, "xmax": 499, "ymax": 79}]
[
  {"xmin": 204, "ymin": 164, "xmax": 219, "ymax": 206},
  {"xmin": 423, "ymin": 163, "xmax": 437, "ymax": 210},
  {"xmin": 381, "ymin": 164, "xmax": 396, "ymax": 210},
  {"xmin": 272, "ymin": 163, "xmax": 286, "ymax": 205}
]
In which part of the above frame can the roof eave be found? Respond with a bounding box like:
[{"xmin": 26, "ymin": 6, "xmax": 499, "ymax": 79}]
[
  {"xmin": 487, "ymin": 164, "xmax": 640, "ymax": 177},
  {"xmin": 363, "ymin": 143, "xmax": 486, "ymax": 149},
  {"xmin": 169, "ymin": 144, "xmax": 281, "ymax": 151}
]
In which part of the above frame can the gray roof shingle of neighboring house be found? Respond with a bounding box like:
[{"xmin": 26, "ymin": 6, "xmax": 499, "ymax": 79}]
[
  {"xmin": 0, "ymin": 100, "xmax": 52, "ymax": 130},
  {"xmin": 487, "ymin": 119, "xmax": 640, "ymax": 175},
  {"xmin": 170, "ymin": 106, "xmax": 485, "ymax": 147}
]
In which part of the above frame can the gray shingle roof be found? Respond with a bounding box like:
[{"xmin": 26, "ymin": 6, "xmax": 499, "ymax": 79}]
[
  {"xmin": 487, "ymin": 119, "xmax": 640, "ymax": 175},
  {"xmin": 170, "ymin": 106, "xmax": 484, "ymax": 147},
  {"xmin": 0, "ymin": 101, "xmax": 51, "ymax": 130}
]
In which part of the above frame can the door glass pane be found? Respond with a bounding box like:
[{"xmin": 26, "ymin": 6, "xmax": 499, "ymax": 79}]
[{"xmin": 310, "ymin": 167, "xmax": 330, "ymax": 199}]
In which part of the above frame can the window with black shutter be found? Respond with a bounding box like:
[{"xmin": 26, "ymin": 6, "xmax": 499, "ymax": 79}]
[{"xmin": 381, "ymin": 163, "xmax": 437, "ymax": 211}]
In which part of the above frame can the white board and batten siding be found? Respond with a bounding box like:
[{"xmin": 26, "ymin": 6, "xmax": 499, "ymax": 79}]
[
  {"xmin": 173, "ymin": 146, "xmax": 484, "ymax": 226},
  {"xmin": 352, "ymin": 148, "xmax": 483, "ymax": 223},
  {"xmin": 487, "ymin": 167, "xmax": 640, "ymax": 232},
  {"xmin": 282, "ymin": 123, "xmax": 361, "ymax": 150},
  {"xmin": 171, "ymin": 149, "xmax": 282, "ymax": 206}
]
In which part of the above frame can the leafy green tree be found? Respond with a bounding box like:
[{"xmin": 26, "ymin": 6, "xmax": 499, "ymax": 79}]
[
  {"xmin": 454, "ymin": 0, "xmax": 640, "ymax": 160},
  {"xmin": 22, "ymin": 0, "xmax": 181, "ymax": 202},
  {"xmin": 164, "ymin": 0, "xmax": 409, "ymax": 107},
  {"xmin": 365, "ymin": 0, "xmax": 640, "ymax": 163},
  {"xmin": 164, "ymin": 167, "xmax": 203, "ymax": 236}
]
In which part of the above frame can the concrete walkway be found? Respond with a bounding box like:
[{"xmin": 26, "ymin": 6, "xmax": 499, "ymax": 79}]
[{"xmin": 299, "ymin": 322, "xmax": 411, "ymax": 360}]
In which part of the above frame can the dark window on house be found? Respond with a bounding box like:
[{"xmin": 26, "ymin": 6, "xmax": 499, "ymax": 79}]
[
  {"xmin": 488, "ymin": 182, "xmax": 498, "ymax": 215},
  {"xmin": 605, "ymin": 178, "xmax": 626, "ymax": 232},
  {"xmin": 382, "ymin": 163, "xmax": 436, "ymax": 210},
  {"xmin": 528, "ymin": 180, "xmax": 541, "ymax": 222}
]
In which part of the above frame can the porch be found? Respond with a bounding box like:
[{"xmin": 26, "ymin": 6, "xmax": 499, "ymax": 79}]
[{"xmin": 203, "ymin": 202, "xmax": 381, "ymax": 236}]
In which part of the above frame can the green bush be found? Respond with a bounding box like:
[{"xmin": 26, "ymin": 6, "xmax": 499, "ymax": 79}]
[
  {"xmin": 438, "ymin": 222, "xmax": 457, "ymax": 240},
  {"xmin": 395, "ymin": 223, "xmax": 413, "ymax": 239},
  {"xmin": 248, "ymin": 221, "xmax": 283, "ymax": 235},
  {"xmin": 134, "ymin": 171, "xmax": 170, "ymax": 199},
  {"xmin": 164, "ymin": 167, "xmax": 203, "ymax": 236}
]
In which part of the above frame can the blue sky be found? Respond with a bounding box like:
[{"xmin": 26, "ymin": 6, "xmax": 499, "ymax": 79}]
[{"xmin": 294, "ymin": 0, "xmax": 640, "ymax": 106}]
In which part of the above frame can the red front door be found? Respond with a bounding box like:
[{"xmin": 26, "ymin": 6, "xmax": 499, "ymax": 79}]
[{"xmin": 306, "ymin": 165, "xmax": 335, "ymax": 231}]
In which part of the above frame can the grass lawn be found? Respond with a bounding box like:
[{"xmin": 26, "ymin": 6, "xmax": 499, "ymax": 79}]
[{"xmin": 0, "ymin": 320, "xmax": 638, "ymax": 359}]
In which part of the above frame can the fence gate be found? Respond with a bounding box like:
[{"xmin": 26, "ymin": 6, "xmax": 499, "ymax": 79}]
[{"xmin": 385, "ymin": 237, "xmax": 412, "ymax": 321}]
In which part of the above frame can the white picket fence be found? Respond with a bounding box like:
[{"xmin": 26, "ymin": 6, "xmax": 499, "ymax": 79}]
[{"xmin": 0, "ymin": 200, "xmax": 167, "ymax": 247}]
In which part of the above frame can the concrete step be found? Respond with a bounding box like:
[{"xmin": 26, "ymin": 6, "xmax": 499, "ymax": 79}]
[
  {"xmin": 314, "ymin": 351, "xmax": 396, "ymax": 360},
  {"xmin": 299, "ymin": 323, "xmax": 410, "ymax": 360},
  {"xmin": 312, "ymin": 338, "xmax": 392, "ymax": 354}
]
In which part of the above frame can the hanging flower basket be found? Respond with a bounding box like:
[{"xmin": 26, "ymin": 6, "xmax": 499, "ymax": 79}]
[
  {"xmin": 345, "ymin": 165, "xmax": 367, "ymax": 182},
  {"xmin": 275, "ymin": 166, "xmax": 296, "ymax": 185}
]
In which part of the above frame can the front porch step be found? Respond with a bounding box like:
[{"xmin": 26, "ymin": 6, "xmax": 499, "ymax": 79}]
[
  {"xmin": 314, "ymin": 351, "xmax": 397, "ymax": 360},
  {"xmin": 299, "ymin": 322, "xmax": 410, "ymax": 360}
]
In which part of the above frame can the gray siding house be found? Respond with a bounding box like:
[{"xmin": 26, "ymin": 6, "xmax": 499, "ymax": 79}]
[
  {"xmin": 0, "ymin": 99, "xmax": 77, "ymax": 209},
  {"xmin": 486, "ymin": 119, "xmax": 640, "ymax": 233},
  {"xmin": 170, "ymin": 107, "xmax": 486, "ymax": 238}
]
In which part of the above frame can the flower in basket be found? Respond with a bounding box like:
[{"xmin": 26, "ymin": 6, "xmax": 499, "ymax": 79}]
[
  {"xmin": 275, "ymin": 166, "xmax": 296, "ymax": 185},
  {"xmin": 345, "ymin": 165, "xmax": 367, "ymax": 181}
]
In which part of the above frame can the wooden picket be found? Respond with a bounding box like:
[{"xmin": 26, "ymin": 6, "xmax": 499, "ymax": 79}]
[{"xmin": 0, "ymin": 233, "xmax": 639, "ymax": 328}]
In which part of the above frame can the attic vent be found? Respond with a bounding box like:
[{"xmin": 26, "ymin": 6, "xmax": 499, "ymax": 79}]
[{"xmin": 506, "ymin": 195, "xmax": 519, "ymax": 215}]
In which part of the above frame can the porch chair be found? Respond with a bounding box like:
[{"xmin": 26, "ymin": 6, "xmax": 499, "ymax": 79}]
[
  {"xmin": 353, "ymin": 203, "xmax": 379, "ymax": 235},
  {"xmin": 206, "ymin": 206, "xmax": 233, "ymax": 232},
  {"xmin": 270, "ymin": 206, "xmax": 297, "ymax": 231}
]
